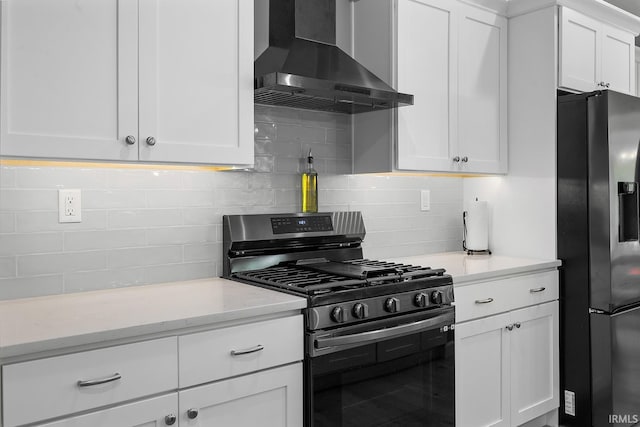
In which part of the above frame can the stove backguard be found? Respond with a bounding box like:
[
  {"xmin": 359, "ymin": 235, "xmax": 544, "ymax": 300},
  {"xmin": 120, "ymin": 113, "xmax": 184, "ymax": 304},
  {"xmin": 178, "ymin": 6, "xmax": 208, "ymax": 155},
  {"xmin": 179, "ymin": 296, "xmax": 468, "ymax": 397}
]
[{"xmin": 223, "ymin": 212, "xmax": 366, "ymax": 277}]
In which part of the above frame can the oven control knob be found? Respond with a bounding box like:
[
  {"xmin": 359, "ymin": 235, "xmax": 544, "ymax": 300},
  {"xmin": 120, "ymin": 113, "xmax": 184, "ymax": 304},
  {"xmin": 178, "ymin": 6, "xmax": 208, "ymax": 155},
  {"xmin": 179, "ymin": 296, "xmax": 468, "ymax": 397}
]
[
  {"xmin": 352, "ymin": 303, "xmax": 369, "ymax": 319},
  {"xmin": 384, "ymin": 297, "xmax": 400, "ymax": 313},
  {"xmin": 414, "ymin": 292, "xmax": 428, "ymax": 308},
  {"xmin": 331, "ymin": 306, "xmax": 346, "ymax": 323},
  {"xmin": 431, "ymin": 290, "xmax": 444, "ymax": 305}
]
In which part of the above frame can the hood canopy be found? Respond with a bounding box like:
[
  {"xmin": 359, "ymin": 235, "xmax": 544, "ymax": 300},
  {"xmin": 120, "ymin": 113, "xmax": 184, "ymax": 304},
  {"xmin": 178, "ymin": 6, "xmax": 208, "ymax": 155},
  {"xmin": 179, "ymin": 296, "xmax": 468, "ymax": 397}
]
[{"xmin": 254, "ymin": 0, "xmax": 414, "ymax": 114}]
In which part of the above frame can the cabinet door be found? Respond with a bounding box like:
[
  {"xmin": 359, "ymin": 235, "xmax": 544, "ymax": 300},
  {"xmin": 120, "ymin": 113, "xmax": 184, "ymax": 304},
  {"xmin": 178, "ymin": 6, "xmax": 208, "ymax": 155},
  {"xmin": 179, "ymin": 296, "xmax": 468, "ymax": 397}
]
[
  {"xmin": 0, "ymin": 0, "xmax": 138, "ymax": 161},
  {"xmin": 601, "ymin": 24, "xmax": 636, "ymax": 95},
  {"xmin": 178, "ymin": 363, "xmax": 302, "ymax": 427},
  {"xmin": 559, "ymin": 7, "xmax": 601, "ymax": 93},
  {"xmin": 455, "ymin": 312, "xmax": 511, "ymax": 427},
  {"xmin": 509, "ymin": 301, "xmax": 559, "ymax": 426},
  {"xmin": 457, "ymin": 5, "xmax": 507, "ymax": 174},
  {"xmin": 36, "ymin": 394, "xmax": 178, "ymax": 427},
  {"xmin": 396, "ymin": 0, "xmax": 458, "ymax": 171},
  {"xmin": 138, "ymin": 0, "xmax": 254, "ymax": 165}
]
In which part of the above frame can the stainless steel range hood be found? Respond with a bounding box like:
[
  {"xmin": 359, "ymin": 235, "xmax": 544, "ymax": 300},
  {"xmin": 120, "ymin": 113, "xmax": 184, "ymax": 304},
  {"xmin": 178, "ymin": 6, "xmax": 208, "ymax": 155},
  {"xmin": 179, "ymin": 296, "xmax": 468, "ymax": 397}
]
[{"xmin": 254, "ymin": 0, "xmax": 414, "ymax": 114}]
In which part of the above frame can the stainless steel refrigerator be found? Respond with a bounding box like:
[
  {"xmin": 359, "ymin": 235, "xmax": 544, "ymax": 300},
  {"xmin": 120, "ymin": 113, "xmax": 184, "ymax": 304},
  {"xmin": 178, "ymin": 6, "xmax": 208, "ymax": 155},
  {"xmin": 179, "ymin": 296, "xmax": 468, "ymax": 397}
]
[{"xmin": 558, "ymin": 90, "xmax": 640, "ymax": 427}]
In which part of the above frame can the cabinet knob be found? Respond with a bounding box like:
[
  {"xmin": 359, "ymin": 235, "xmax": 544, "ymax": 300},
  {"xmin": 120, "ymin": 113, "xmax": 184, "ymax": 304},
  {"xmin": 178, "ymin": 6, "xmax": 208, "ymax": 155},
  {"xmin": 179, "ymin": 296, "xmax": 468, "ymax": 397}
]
[
  {"xmin": 461, "ymin": 156, "xmax": 469, "ymax": 163},
  {"xmin": 506, "ymin": 324, "xmax": 514, "ymax": 331},
  {"xmin": 187, "ymin": 408, "xmax": 199, "ymax": 419},
  {"xmin": 605, "ymin": 83, "xmax": 611, "ymax": 88},
  {"xmin": 125, "ymin": 135, "xmax": 136, "ymax": 145},
  {"xmin": 146, "ymin": 136, "xmax": 157, "ymax": 146},
  {"xmin": 164, "ymin": 414, "xmax": 176, "ymax": 425},
  {"xmin": 514, "ymin": 322, "xmax": 521, "ymax": 329},
  {"xmin": 453, "ymin": 156, "xmax": 461, "ymax": 163}
]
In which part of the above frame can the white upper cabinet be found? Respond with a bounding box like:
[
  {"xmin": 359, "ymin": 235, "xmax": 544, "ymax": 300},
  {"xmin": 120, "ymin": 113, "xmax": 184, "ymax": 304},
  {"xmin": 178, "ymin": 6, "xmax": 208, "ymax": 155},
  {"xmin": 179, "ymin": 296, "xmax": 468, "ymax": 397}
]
[
  {"xmin": 0, "ymin": 0, "xmax": 137, "ymax": 161},
  {"xmin": 138, "ymin": 0, "xmax": 253, "ymax": 165},
  {"xmin": 457, "ymin": 5, "xmax": 507, "ymax": 174},
  {"xmin": 0, "ymin": 0, "xmax": 254, "ymax": 166},
  {"xmin": 353, "ymin": 0, "xmax": 507, "ymax": 175},
  {"xmin": 396, "ymin": 0, "xmax": 457, "ymax": 172},
  {"xmin": 559, "ymin": 6, "xmax": 636, "ymax": 95}
]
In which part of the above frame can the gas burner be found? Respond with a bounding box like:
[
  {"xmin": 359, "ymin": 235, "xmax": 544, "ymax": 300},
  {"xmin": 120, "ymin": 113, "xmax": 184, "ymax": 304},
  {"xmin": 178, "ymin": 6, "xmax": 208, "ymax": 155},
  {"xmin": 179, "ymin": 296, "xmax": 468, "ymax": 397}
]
[{"xmin": 233, "ymin": 258, "xmax": 447, "ymax": 297}]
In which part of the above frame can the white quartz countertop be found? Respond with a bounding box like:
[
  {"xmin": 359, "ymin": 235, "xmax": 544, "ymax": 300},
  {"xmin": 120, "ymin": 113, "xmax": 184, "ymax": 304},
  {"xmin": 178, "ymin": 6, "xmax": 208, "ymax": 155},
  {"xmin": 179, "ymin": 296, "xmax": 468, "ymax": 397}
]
[
  {"xmin": 0, "ymin": 278, "xmax": 306, "ymax": 359},
  {"xmin": 388, "ymin": 252, "xmax": 561, "ymax": 286}
]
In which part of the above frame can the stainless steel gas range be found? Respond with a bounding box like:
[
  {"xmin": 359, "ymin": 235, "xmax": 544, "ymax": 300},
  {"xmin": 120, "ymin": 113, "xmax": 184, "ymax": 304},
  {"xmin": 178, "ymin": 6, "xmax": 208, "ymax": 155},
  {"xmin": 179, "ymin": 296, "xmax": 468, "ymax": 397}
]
[{"xmin": 223, "ymin": 211, "xmax": 455, "ymax": 427}]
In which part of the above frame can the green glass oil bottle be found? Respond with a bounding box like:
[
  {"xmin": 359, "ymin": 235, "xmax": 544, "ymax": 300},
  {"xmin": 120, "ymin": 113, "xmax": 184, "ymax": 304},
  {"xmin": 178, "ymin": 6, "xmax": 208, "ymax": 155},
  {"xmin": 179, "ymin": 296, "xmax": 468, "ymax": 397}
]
[{"xmin": 301, "ymin": 149, "xmax": 318, "ymax": 213}]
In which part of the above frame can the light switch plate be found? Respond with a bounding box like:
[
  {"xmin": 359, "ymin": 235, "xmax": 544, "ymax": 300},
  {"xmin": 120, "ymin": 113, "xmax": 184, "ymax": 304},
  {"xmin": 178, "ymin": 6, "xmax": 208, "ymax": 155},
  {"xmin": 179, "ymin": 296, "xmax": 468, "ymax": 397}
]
[
  {"xmin": 58, "ymin": 189, "xmax": 82, "ymax": 223},
  {"xmin": 421, "ymin": 190, "xmax": 430, "ymax": 211}
]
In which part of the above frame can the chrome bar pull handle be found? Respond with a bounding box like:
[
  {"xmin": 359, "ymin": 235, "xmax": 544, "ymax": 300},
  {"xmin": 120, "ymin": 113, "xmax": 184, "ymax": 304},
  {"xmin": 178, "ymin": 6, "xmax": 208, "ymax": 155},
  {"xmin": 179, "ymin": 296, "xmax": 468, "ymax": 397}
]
[
  {"xmin": 77, "ymin": 373, "xmax": 122, "ymax": 387},
  {"xmin": 530, "ymin": 287, "xmax": 546, "ymax": 293},
  {"xmin": 475, "ymin": 298, "xmax": 494, "ymax": 304},
  {"xmin": 230, "ymin": 344, "xmax": 264, "ymax": 356}
]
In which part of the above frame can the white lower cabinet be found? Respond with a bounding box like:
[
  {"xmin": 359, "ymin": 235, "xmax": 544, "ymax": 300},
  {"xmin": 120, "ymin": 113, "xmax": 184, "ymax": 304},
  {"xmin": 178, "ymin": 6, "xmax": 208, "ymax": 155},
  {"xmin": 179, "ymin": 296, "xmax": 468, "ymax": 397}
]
[
  {"xmin": 178, "ymin": 363, "xmax": 302, "ymax": 427},
  {"xmin": 1, "ymin": 315, "xmax": 304, "ymax": 427},
  {"xmin": 36, "ymin": 394, "xmax": 178, "ymax": 427},
  {"xmin": 455, "ymin": 272, "xmax": 559, "ymax": 427}
]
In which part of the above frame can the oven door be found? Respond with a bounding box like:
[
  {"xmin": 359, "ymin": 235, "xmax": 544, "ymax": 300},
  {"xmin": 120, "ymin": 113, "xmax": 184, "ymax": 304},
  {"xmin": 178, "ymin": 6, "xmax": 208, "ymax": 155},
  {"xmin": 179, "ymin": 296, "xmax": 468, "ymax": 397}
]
[{"xmin": 306, "ymin": 308, "xmax": 455, "ymax": 427}]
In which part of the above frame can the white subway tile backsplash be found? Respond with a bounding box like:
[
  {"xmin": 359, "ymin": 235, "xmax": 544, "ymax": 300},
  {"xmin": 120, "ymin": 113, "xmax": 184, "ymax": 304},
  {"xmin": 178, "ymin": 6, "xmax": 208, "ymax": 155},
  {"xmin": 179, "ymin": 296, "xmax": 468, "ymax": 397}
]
[
  {"xmin": 107, "ymin": 169, "xmax": 183, "ymax": 189},
  {"xmin": 0, "ymin": 212, "xmax": 15, "ymax": 233},
  {"xmin": 183, "ymin": 208, "xmax": 221, "ymax": 226},
  {"xmin": 18, "ymin": 251, "xmax": 107, "ymax": 276},
  {"xmin": 108, "ymin": 209, "xmax": 183, "ymax": 229},
  {"xmin": 145, "ymin": 190, "xmax": 188, "ymax": 209},
  {"xmin": 277, "ymin": 124, "xmax": 326, "ymax": 144},
  {"xmin": 16, "ymin": 211, "xmax": 107, "ymax": 233},
  {"xmin": 0, "ymin": 105, "xmax": 463, "ymax": 299},
  {"xmin": 16, "ymin": 167, "xmax": 107, "ymax": 189},
  {"xmin": 0, "ymin": 256, "xmax": 16, "ymax": 278},
  {"xmin": 83, "ymin": 189, "xmax": 147, "ymax": 209},
  {"xmin": 0, "ymin": 275, "xmax": 63, "ymax": 300},
  {"xmin": 64, "ymin": 229, "xmax": 147, "ymax": 251},
  {"xmin": 214, "ymin": 188, "xmax": 275, "ymax": 206},
  {"xmin": 184, "ymin": 243, "xmax": 221, "ymax": 263},
  {"xmin": 108, "ymin": 246, "xmax": 182, "ymax": 269},
  {"xmin": 0, "ymin": 189, "xmax": 57, "ymax": 211},
  {"xmin": 1, "ymin": 167, "xmax": 16, "ymax": 187},
  {"xmin": 254, "ymin": 122, "xmax": 277, "ymax": 142},
  {"xmin": 144, "ymin": 261, "xmax": 215, "ymax": 284},
  {"xmin": 64, "ymin": 268, "xmax": 147, "ymax": 293},
  {"xmin": 146, "ymin": 226, "xmax": 216, "ymax": 246},
  {"xmin": 0, "ymin": 233, "xmax": 63, "ymax": 256},
  {"xmin": 252, "ymin": 155, "xmax": 275, "ymax": 173},
  {"xmin": 255, "ymin": 106, "xmax": 301, "ymax": 124}
]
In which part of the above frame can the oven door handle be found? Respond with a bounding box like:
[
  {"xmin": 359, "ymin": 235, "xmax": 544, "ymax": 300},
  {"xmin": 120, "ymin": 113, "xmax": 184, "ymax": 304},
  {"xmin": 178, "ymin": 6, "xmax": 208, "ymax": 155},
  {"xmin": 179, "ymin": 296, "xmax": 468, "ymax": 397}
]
[{"xmin": 314, "ymin": 312, "xmax": 454, "ymax": 350}]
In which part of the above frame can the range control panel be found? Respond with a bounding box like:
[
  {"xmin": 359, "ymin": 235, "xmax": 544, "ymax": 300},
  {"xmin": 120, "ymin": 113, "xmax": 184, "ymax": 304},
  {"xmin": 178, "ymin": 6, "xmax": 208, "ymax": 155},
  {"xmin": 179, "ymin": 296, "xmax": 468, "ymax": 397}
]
[{"xmin": 271, "ymin": 215, "xmax": 334, "ymax": 234}]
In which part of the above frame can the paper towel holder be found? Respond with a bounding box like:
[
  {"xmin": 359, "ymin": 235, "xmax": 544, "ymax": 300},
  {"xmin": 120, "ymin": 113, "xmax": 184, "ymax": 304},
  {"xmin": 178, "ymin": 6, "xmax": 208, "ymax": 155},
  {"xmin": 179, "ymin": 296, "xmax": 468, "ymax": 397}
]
[{"xmin": 462, "ymin": 210, "xmax": 491, "ymax": 256}]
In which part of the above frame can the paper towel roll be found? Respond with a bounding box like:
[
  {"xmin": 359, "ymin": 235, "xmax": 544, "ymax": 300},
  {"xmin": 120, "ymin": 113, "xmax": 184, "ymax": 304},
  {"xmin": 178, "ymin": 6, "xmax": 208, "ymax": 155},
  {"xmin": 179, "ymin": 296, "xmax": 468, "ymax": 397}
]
[{"xmin": 464, "ymin": 200, "xmax": 489, "ymax": 251}]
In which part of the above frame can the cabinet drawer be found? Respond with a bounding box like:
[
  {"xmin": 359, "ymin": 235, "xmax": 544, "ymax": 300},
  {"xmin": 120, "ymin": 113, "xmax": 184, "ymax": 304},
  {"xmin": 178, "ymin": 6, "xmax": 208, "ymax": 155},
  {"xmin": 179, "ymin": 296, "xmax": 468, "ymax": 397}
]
[
  {"xmin": 2, "ymin": 337, "xmax": 178, "ymax": 427},
  {"xmin": 179, "ymin": 315, "xmax": 303, "ymax": 388},
  {"xmin": 455, "ymin": 271, "xmax": 558, "ymax": 322}
]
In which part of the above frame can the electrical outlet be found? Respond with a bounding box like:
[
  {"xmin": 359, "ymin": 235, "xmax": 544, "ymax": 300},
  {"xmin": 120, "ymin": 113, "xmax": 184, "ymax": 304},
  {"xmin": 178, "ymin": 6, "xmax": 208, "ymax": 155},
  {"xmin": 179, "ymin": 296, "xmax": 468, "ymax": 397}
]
[
  {"xmin": 421, "ymin": 190, "xmax": 431, "ymax": 211},
  {"xmin": 58, "ymin": 189, "xmax": 82, "ymax": 223}
]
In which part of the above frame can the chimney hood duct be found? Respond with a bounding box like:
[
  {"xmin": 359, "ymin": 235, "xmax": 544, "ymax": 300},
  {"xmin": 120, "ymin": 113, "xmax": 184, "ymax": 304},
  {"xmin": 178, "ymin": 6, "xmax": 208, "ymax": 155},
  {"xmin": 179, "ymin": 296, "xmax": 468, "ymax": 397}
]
[{"xmin": 254, "ymin": 0, "xmax": 414, "ymax": 114}]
